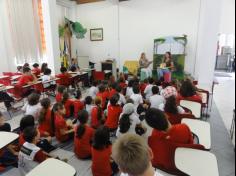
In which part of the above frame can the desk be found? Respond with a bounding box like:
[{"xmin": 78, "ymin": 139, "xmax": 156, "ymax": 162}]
[
  {"xmin": 10, "ymin": 75, "xmax": 21, "ymax": 81},
  {"xmin": 0, "ymin": 86, "xmax": 14, "ymax": 92},
  {"xmin": 180, "ymin": 100, "xmax": 202, "ymax": 119},
  {"xmin": 182, "ymin": 118, "xmax": 211, "ymax": 150},
  {"xmin": 175, "ymin": 148, "xmax": 219, "ymax": 176},
  {"xmin": 0, "ymin": 132, "xmax": 19, "ymax": 149},
  {"xmin": 26, "ymin": 158, "xmax": 76, "ymax": 176},
  {"xmin": 0, "ymin": 76, "xmax": 10, "ymax": 80}
]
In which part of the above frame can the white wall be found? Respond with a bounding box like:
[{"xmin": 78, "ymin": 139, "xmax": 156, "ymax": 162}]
[
  {"xmin": 75, "ymin": 0, "xmax": 201, "ymax": 73},
  {"xmin": 76, "ymin": 1, "xmax": 119, "ymax": 67}
]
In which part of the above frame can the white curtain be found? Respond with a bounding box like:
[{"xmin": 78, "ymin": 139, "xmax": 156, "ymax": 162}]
[{"xmin": 6, "ymin": 0, "xmax": 43, "ymax": 65}]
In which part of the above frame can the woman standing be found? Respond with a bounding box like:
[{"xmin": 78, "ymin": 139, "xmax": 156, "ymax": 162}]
[
  {"xmin": 139, "ymin": 52, "xmax": 153, "ymax": 78},
  {"xmin": 157, "ymin": 52, "xmax": 174, "ymax": 79}
]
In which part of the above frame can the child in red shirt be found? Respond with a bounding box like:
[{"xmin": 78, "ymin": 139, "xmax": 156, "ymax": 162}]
[
  {"xmin": 105, "ymin": 94, "xmax": 122, "ymax": 130},
  {"xmin": 57, "ymin": 67, "xmax": 72, "ymax": 87},
  {"xmin": 73, "ymin": 90, "xmax": 85, "ymax": 119},
  {"xmin": 52, "ymin": 103, "xmax": 74, "ymax": 143},
  {"xmin": 17, "ymin": 67, "xmax": 37, "ymax": 87},
  {"xmin": 74, "ymin": 110, "xmax": 94, "ymax": 159},
  {"xmin": 91, "ymin": 97, "xmax": 104, "ymax": 129},
  {"xmin": 38, "ymin": 98, "xmax": 53, "ymax": 137},
  {"xmin": 61, "ymin": 92, "xmax": 75, "ymax": 118},
  {"xmin": 92, "ymin": 126, "xmax": 118, "ymax": 176},
  {"xmin": 96, "ymin": 85, "xmax": 109, "ymax": 110},
  {"xmin": 108, "ymin": 83, "xmax": 118, "ymax": 99},
  {"xmin": 32, "ymin": 63, "xmax": 41, "ymax": 76},
  {"xmin": 56, "ymin": 85, "xmax": 66, "ymax": 102}
]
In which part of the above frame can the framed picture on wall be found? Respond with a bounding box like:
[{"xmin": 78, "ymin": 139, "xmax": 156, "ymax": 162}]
[{"xmin": 90, "ymin": 28, "xmax": 103, "ymax": 41}]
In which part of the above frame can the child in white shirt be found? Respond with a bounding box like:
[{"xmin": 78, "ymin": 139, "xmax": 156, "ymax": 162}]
[
  {"xmin": 88, "ymin": 81, "xmax": 99, "ymax": 99},
  {"xmin": 149, "ymin": 86, "xmax": 165, "ymax": 109},
  {"xmin": 41, "ymin": 68, "xmax": 56, "ymax": 89},
  {"xmin": 144, "ymin": 78, "xmax": 155, "ymax": 100},
  {"xmin": 22, "ymin": 93, "xmax": 41, "ymax": 123},
  {"xmin": 130, "ymin": 85, "xmax": 143, "ymax": 110}
]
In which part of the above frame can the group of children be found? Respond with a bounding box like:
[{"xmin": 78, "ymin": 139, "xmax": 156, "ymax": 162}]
[{"xmin": 0, "ymin": 62, "xmax": 206, "ymax": 176}]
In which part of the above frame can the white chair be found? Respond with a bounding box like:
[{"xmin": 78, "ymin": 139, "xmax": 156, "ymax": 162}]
[
  {"xmin": 180, "ymin": 100, "xmax": 202, "ymax": 118},
  {"xmin": 175, "ymin": 148, "xmax": 219, "ymax": 176},
  {"xmin": 182, "ymin": 118, "xmax": 211, "ymax": 150}
]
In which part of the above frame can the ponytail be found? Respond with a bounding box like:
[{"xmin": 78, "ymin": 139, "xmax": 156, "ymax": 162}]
[
  {"xmin": 51, "ymin": 103, "xmax": 64, "ymax": 134},
  {"xmin": 76, "ymin": 125, "xmax": 86, "ymax": 139},
  {"xmin": 119, "ymin": 114, "xmax": 131, "ymax": 134},
  {"xmin": 39, "ymin": 98, "xmax": 51, "ymax": 125},
  {"xmin": 76, "ymin": 110, "xmax": 89, "ymax": 139}
]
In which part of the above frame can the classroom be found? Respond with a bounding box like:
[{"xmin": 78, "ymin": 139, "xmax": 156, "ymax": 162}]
[{"xmin": 0, "ymin": 0, "xmax": 235, "ymax": 176}]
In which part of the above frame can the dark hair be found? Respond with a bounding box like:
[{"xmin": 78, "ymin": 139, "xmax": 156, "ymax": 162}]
[
  {"xmin": 39, "ymin": 98, "xmax": 51, "ymax": 124},
  {"xmin": 75, "ymin": 90, "xmax": 82, "ymax": 99},
  {"xmin": 93, "ymin": 126, "xmax": 111, "ymax": 150},
  {"xmin": 145, "ymin": 108, "xmax": 169, "ymax": 131},
  {"xmin": 164, "ymin": 96, "xmax": 179, "ymax": 114},
  {"xmin": 148, "ymin": 78, "xmax": 154, "ymax": 84},
  {"xmin": 133, "ymin": 85, "xmax": 140, "ymax": 94},
  {"xmin": 128, "ymin": 80, "xmax": 134, "ymax": 88},
  {"xmin": 85, "ymin": 96, "xmax": 93, "ymax": 105},
  {"xmin": 162, "ymin": 82, "xmax": 171, "ymax": 89},
  {"xmin": 98, "ymin": 85, "xmax": 106, "ymax": 93},
  {"xmin": 112, "ymin": 83, "xmax": 118, "ymax": 89},
  {"xmin": 92, "ymin": 81, "xmax": 98, "ymax": 87},
  {"xmin": 20, "ymin": 115, "xmax": 35, "ymax": 132},
  {"xmin": 60, "ymin": 66, "xmax": 67, "ymax": 73},
  {"xmin": 57, "ymin": 85, "xmax": 66, "ymax": 94},
  {"xmin": 119, "ymin": 114, "xmax": 131, "ymax": 134},
  {"xmin": 76, "ymin": 110, "xmax": 89, "ymax": 139},
  {"xmin": 23, "ymin": 127, "xmax": 38, "ymax": 143},
  {"xmin": 23, "ymin": 67, "xmax": 31, "ymax": 73},
  {"xmin": 110, "ymin": 94, "xmax": 119, "ymax": 106},
  {"xmin": 152, "ymin": 86, "xmax": 159, "ymax": 95},
  {"xmin": 17, "ymin": 66, "xmax": 23, "ymax": 72},
  {"xmin": 62, "ymin": 92, "xmax": 70, "ymax": 105},
  {"xmin": 44, "ymin": 68, "xmax": 52, "ymax": 76},
  {"xmin": 41, "ymin": 63, "xmax": 48, "ymax": 73},
  {"xmin": 164, "ymin": 52, "xmax": 172, "ymax": 62},
  {"xmin": 23, "ymin": 63, "xmax": 30, "ymax": 68},
  {"xmin": 28, "ymin": 93, "xmax": 40, "ymax": 106},
  {"xmin": 116, "ymin": 86, "xmax": 122, "ymax": 93},
  {"xmin": 126, "ymin": 99, "xmax": 134, "ymax": 104},
  {"xmin": 51, "ymin": 103, "xmax": 64, "ymax": 133},
  {"xmin": 33, "ymin": 63, "xmax": 39, "ymax": 68},
  {"xmin": 180, "ymin": 80, "xmax": 197, "ymax": 97},
  {"xmin": 94, "ymin": 97, "xmax": 103, "ymax": 123},
  {"xmin": 70, "ymin": 65, "xmax": 77, "ymax": 72}
]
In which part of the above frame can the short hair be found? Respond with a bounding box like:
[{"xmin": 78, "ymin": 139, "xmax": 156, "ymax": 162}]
[
  {"xmin": 93, "ymin": 126, "xmax": 111, "ymax": 150},
  {"xmin": 23, "ymin": 126, "xmax": 38, "ymax": 143},
  {"xmin": 32, "ymin": 63, "xmax": 39, "ymax": 68},
  {"xmin": 60, "ymin": 66, "xmax": 67, "ymax": 73},
  {"xmin": 57, "ymin": 85, "xmax": 66, "ymax": 94},
  {"xmin": 133, "ymin": 85, "xmax": 140, "ymax": 94},
  {"xmin": 116, "ymin": 86, "xmax": 122, "ymax": 93},
  {"xmin": 70, "ymin": 65, "xmax": 77, "ymax": 72},
  {"xmin": 92, "ymin": 81, "xmax": 98, "ymax": 87},
  {"xmin": 152, "ymin": 86, "xmax": 159, "ymax": 95},
  {"xmin": 148, "ymin": 78, "xmax": 154, "ymax": 84},
  {"xmin": 145, "ymin": 108, "xmax": 169, "ymax": 131},
  {"xmin": 44, "ymin": 68, "xmax": 52, "ymax": 75},
  {"xmin": 110, "ymin": 94, "xmax": 119, "ymax": 106},
  {"xmin": 85, "ymin": 96, "xmax": 93, "ymax": 105},
  {"xmin": 28, "ymin": 93, "xmax": 40, "ymax": 106},
  {"xmin": 23, "ymin": 67, "xmax": 31, "ymax": 73},
  {"xmin": 98, "ymin": 85, "xmax": 105, "ymax": 93},
  {"xmin": 20, "ymin": 115, "xmax": 35, "ymax": 132},
  {"xmin": 112, "ymin": 134, "xmax": 150, "ymax": 175},
  {"xmin": 75, "ymin": 90, "xmax": 82, "ymax": 99}
]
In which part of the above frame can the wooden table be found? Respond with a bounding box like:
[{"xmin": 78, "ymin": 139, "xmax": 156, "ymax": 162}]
[
  {"xmin": 175, "ymin": 148, "xmax": 219, "ymax": 176},
  {"xmin": 182, "ymin": 118, "xmax": 211, "ymax": 150},
  {"xmin": 180, "ymin": 100, "xmax": 202, "ymax": 118},
  {"xmin": 26, "ymin": 158, "xmax": 76, "ymax": 176},
  {"xmin": 0, "ymin": 132, "xmax": 19, "ymax": 149}
]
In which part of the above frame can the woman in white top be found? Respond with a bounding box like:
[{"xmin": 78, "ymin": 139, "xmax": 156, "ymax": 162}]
[
  {"xmin": 41, "ymin": 68, "xmax": 56, "ymax": 89},
  {"xmin": 158, "ymin": 95, "xmax": 185, "ymax": 114},
  {"xmin": 22, "ymin": 93, "xmax": 42, "ymax": 123},
  {"xmin": 139, "ymin": 52, "xmax": 153, "ymax": 78},
  {"xmin": 116, "ymin": 103, "xmax": 144, "ymax": 138},
  {"xmin": 130, "ymin": 85, "xmax": 143, "ymax": 110}
]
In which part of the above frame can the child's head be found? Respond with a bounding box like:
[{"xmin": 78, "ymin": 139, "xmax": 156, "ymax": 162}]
[
  {"xmin": 164, "ymin": 96, "xmax": 178, "ymax": 114},
  {"xmin": 57, "ymin": 85, "xmax": 66, "ymax": 94},
  {"xmin": 20, "ymin": 115, "xmax": 35, "ymax": 132},
  {"xmin": 17, "ymin": 66, "xmax": 23, "ymax": 72},
  {"xmin": 116, "ymin": 86, "xmax": 122, "ymax": 93},
  {"xmin": 70, "ymin": 66, "xmax": 77, "ymax": 72},
  {"xmin": 41, "ymin": 63, "xmax": 48, "ymax": 72},
  {"xmin": 28, "ymin": 93, "xmax": 40, "ymax": 106},
  {"xmin": 92, "ymin": 81, "xmax": 98, "ymax": 87},
  {"xmin": 98, "ymin": 84, "xmax": 106, "ymax": 93},
  {"xmin": 23, "ymin": 63, "xmax": 30, "ymax": 68},
  {"xmin": 76, "ymin": 110, "xmax": 89, "ymax": 139},
  {"xmin": 180, "ymin": 80, "xmax": 196, "ymax": 97},
  {"xmin": 110, "ymin": 94, "xmax": 119, "ymax": 106},
  {"xmin": 40, "ymin": 98, "xmax": 51, "ymax": 109},
  {"xmin": 62, "ymin": 92, "xmax": 70, "ymax": 104},
  {"xmin": 93, "ymin": 126, "xmax": 111, "ymax": 150},
  {"xmin": 32, "ymin": 63, "xmax": 39, "ymax": 68},
  {"xmin": 152, "ymin": 86, "xmax": 159, "ymax": 95},
  {"xmin": 85, "ymin": 96, "xmax": 93, "ymax": 105},
  {"xmin": 53, "ymin": 103, "xmax": 66, "ymax": 116},
  {"xmin": 23, "ymin": 126, "xmax": 40, "ymax": 144},
  {"xmin": 0, "ymin": 112, "xmax": 11, "ymax": 132},
  {"xmin": 94, "ymin": 97, "xmax": 102, "ymax": 106},
  {"xmin": 23, "ymin": 67, "xmax": 31, "ymax": 75},
  {"xmin": 133, "ymin": 85, "xmax": 140, "ymax": 94},
  {"xmin": 112, "ymin": 134, "xmax": 153, "ymax": 176},
  {"xmin": 143, "ymin": 79, "xmax": 148, "ymax": 84},
  {"xmin": 75, "ymin": 90, "xmax": 82, "ymax": 99},
  {"xmin": 128, "ymin": 80, "xmax": 134, "ymax": 88},
  {"xmin": 60, "ymin": 66, "xmax": 68, "ymax": 74},
  {"xmin": 148, "ymin": 77, "xmax": 154, "ymax": 84},
  {"xmin": 145, "ymin": 108, "xmax": 169, "ymax": 132},
  {"xmin": 44, "ymin": 68, "xmax": 52, "ymax": 76}
]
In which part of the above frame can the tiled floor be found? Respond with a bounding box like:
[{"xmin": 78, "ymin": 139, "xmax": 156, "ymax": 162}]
[{"xmin": 1, "ymin": 86, "xmax": 235, "ymax": 176}]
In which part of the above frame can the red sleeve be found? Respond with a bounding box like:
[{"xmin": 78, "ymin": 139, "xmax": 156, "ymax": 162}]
[
  {"xmin": 18, "ymin": 76, "xmax": 26, "ymax": 86},
  {"xmin": 34, "ymin": 150, "xmax": 47, "ymax": 163}
]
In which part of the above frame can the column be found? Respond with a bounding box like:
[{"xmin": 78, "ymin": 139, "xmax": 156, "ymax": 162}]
[{"xmin": 194, "ymin": 0, "xmax": 223, "ymax": 87}]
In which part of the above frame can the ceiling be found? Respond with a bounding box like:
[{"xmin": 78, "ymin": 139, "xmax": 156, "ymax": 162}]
[{"xmin": 71, "ymin": 0, "xmax": 105, "ymax": 4}]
